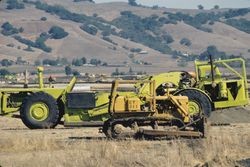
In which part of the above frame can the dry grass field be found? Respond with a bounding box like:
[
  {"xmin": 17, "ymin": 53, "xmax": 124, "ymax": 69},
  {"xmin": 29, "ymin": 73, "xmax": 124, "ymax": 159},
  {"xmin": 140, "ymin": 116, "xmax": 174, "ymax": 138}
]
[{"xmin": 0, "ymin": 111, "xmax": 249, "ymax": 167}]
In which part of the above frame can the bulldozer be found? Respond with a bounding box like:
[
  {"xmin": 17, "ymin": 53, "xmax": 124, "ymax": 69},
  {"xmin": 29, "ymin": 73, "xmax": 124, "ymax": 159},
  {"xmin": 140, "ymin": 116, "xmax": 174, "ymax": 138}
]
[
  {"xmin": 0, "ymin": 57, "xmax": 248, "ymax": 139},
  {"xmin": 102, "ymin": 79, "xmax": 210, "ymax": 139},
  {"xmin": 101, "ymin": 57, "xmax": 249, "ymax": 139}
]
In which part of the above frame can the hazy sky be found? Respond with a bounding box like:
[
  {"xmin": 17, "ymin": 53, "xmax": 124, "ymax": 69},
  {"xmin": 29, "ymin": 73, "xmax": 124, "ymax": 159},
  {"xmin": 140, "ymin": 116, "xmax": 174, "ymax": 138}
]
[{"xmin": 94, "ymin": 0, "xmax": 250, "ymax": 9}]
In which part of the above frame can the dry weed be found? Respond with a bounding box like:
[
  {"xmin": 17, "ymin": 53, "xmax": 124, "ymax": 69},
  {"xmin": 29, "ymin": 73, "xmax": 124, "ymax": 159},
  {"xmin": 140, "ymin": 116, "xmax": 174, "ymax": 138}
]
[{"xmin": 0, "ymin": 125, "xmax": 249, "ymax": 167}]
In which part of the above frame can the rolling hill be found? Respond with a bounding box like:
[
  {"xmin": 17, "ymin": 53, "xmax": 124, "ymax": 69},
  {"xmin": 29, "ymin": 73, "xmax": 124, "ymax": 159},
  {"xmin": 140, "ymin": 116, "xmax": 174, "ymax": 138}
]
[{"xmin": 1, "ymin": 0, "xmax": 250, "ymax": 74}]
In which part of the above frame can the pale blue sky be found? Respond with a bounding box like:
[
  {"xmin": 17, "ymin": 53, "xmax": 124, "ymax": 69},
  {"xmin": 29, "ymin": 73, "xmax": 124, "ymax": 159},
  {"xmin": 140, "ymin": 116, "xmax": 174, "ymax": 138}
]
[{"xmin": 94, "ymin": 0, "xmax": 250, "ymax": 9}]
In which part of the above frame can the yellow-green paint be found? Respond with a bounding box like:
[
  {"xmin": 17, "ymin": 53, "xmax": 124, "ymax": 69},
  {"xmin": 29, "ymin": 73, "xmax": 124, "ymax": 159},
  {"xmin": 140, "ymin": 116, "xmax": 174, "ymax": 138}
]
[
  {"xmin": 29, "ymin": 102, "xmax": 49, "ymax": 121},
  {"xmin": 188, "ymin": 101, "xmax": 201, "ymax": 116},
  {"xmin": 195, "ymin": 58, "xmax": 249, "ymax": 109},
  {"xmin": 0, "ymin": 88, "xmax": 65, "ymax": 115}
]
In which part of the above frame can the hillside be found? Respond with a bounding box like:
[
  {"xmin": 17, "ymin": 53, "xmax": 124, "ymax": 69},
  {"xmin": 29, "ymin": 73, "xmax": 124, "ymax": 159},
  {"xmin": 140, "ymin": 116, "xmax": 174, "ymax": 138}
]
[{"xmin": 1, "ymin": 0, "xmax": 250, "ymax": 75}]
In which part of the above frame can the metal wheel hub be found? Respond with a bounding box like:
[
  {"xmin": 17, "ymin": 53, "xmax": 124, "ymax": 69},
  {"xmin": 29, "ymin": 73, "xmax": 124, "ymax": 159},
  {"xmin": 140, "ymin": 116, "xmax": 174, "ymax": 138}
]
[
  {"xmin": 188, "ymin": 101, "xmax": 200, "ymax": 115},
  {"xmin": 30, "ymin": 103, "xmax": 49, "ymax": 121}
]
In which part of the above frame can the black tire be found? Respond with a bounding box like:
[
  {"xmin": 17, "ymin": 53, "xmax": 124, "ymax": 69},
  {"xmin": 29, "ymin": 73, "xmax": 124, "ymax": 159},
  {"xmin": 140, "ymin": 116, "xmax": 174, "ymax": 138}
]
[
  {"xmin": 20, "ymin": 92, "xmax": 59, "ymax": 129},
  {"xmin": 102, "ymin": 119, "xmax": 112, "ymax": 138},
  {"xmin": 176, "ymin": 89, "xmax": 212, "ymax": 118}
]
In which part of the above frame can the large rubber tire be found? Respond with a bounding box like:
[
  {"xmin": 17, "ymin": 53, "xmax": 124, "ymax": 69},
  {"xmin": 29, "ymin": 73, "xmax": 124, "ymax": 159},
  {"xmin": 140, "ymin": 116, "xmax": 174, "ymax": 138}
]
[
  {"xmin": 20, "ymin": 92, "xmax": 59, "ymax": 129},
  {"xmin": 176, "ymin": 89, "xmax": 212, "ymax": 118}
]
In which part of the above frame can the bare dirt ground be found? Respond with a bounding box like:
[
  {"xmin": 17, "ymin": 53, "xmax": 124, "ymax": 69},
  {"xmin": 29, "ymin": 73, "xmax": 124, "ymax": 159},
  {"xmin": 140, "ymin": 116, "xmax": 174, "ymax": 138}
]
[{"xmin": 0, "ymin": 108, "xmax": 250, "ymax": 167}]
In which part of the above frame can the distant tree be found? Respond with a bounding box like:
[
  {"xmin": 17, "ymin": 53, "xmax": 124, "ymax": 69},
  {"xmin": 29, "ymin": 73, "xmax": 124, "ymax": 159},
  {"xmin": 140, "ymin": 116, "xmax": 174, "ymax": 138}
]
[
  {"xmin": 72, "ymin": 58, "xmax": 86, "ymax": 66},
  {"xmin": 208, "ymin": 21, "xmax": 215, "ymax": 25},
  {"xmin": 90, "ymin": 58, "xmax": 101, "ymax": 66},
  {"xmin": 48, "ymin": 26, "xmax": 68, "ymax": 39},
  {"xmin": 214, "ymin": 5, "xmax": 220, "ymax": 9},
  {"xmin": 81, "ymin": 57, "xmax": 87, "ymax": 64},
  {"xmin": 162, "ymin": 34, "xmax": 174, "ymax": 44},
  {"xmin": 102, "ymin": 62, "xmax": 108, "ymax": 66},
  {"xmin": 128, "ymin": 0, "xmax": 137, "ymax": 6},
  {"xmin": 198, "ymin": 5, "xmax": 204, "ymax": 10},
  {"xmin": 0, "ymin": 69, "xmax": 10, "ymax": 77},
  {"xmin": 35, "ymin": 37, "xmax": 52, "ymax": 52},
  {"xmin": 40, "ymin": 32, "xmax": 50, "ymax": 39},
  {"xmin": 199, "ymin": 45, "xmax": 227, "ymax": 60},
  {"xmin": 130, "ymin": 48, "xmax": 142, "ymax": 53},
  {"xmin": 112, "ymin": 68, "xmax": 120, "ymax": 76},
  {"xmin": 42, "ymin": 59, "xmax": 58, "ymax": 66},
  {"xmin": 6, "ymin": 43, "xmax": 14, "ymax": 47},
  {"xmin": 16, "ymin": 57, "xmax": 22, "ymax": 64},
  {"xmin": 152, "ymin": 5, "xmax": 159, "ymax": 10},
  {"xmin": 58, "ymin": 57, "xmax": 69, "ymax": 65},
  {"xmin": 73, "ymin": 70, "xmax": 80, "ymax": 76},
  {"xmin": 1, "ymin": 22, "xmax": 13, "ymax": 30},
  {"xmin": 129, "ymin": 67, "xmax": 133, "ymax": 74},
  {"xmin": 1, "ymin": 22, "xmax": 19, "ymax": 36},
  {"xmin": 73, "ymin": 0, "xmax": 94, "ymax": 2},
  {"xmin": 207, "ymin": 45, "xmax": 218, "ymax": 55},
  {"xmin": 40, "ymin": 17, "xmax": 47, "ymax": 21},
  {"xmin": 72, "ymin": 58, "xmax": 83, "ymax": 66},
  {"xmin": 65, "ymin": 66, "xmax": 72, "ymax": 76},
  {"xmin": 1, "ymin": 59, "xmax": 13, "ymax": 67},
  {"xmin": 6, "ymin": 0, "xmax": 25, "ymax": 10},
  {"xmin": 180, "ymin": 38, "xmax": 192, "ymax": 46},
  {"xmin": 18, "ymin": 27, "xmax": 24, "ymax": 33},
  {"xmin": 80, "ymin": 24, "xmax": 98, "ymax": 35}
]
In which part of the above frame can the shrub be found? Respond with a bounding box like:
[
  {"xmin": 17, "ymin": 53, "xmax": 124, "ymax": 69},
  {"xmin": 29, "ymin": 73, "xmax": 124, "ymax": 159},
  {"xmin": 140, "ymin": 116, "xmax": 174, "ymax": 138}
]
[
  {"xmin": 18, "ymin": 27, "xmax": 24, "ymax": 33},
  {"xmin": 73, "ymin": 70, "xmax": 80, "ymax": 76},
  {"xmin": 71, "ymin": 58, "xmax": 87, "ymax": 66},
  {"xmin": 1, "ymin": 59, "xmax": 13, "ymax": 67},
  {"xmin": 65, "ymin": 66, "xmax": 72, "ymax": 76},
  {"xmin": 14, "ymin": 35, "xmax": 52, "ymax": 53},
  {"xmin": 128, "ymin": 0, "xmax": 137, "ymax": 6},
  {"xmin": 81, "ymin": 57, "xmax": 87, "ymax": 64},
  {"xmin": 225, "ymin": 18, "xmax": 250, "ymax": 33},
  {"xmin": 152, "ymin": 5, "xmax": 159, "ymax": 10},
  {"xmin": 102, "ymin": 36, "xmax": 117, "ymax": 45},
  {"xmin": 214, "ymin": 5, "xmax": 220, "ymax": 9},
  {"xmin": 112, "ymin": 68, "xmax": 120, "ymax": 76},
  {"xmin": 48, "ymin": 26, "xmax": 68, "ymax": 39},
  {"xmin": 6, "ymin": 43, "xmax": 14, "ymax": 47},
  {"xmin": 130, "ymin": 48, "xmax": 142, "ymax": 53},
  {"xmin": 198, "ymin": 5, "xmax": 204, "ymax": 10},
  {"xmin": 40, "ymin": 17, "xmax": 47, "ymax": 21},
  {"xmin": 90, "ymin": 58, "xmax": 101, "ymax": 66},
  {"xmin": 180, "ymin": 38, "xmax": 192, "ymax": 46},
  {"xmin": 42, "ymin": 59, "xmax": 58, "ymax": 66},
  {"xmin": 55, "ymin": 57, "xmax": 69, "ymax": 65},
  {"xmin": 199, "ymin": 45, "xmax": 228, "ymax": 60},
  {"xmin": 80, "ymin": 24, "xmax": 98, "ymax": 35},
  {"xmin": 35, "ymin": 36, "xmax": 52, "ymax": 52},
  {"xmin": 6, "ymin": 0, "xmax": 25, "ymax": 10},
  {"xmin": 208, "ymin": 21, "xmax": 215, "ymax": 25},
  {"xmin": 162, "ymin": 34, "xmax": 174, "ymax": 44},
  {"xmin": 72, "ymin": 59, "xmax": 83, "ymax": 66},
  {"xmin": 1, "ymin": 22, "xmax": 19, "ymax": 36},
  {"xmin": 0, "ymin": 69, "xmax": 10, "ymax": 76}
]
